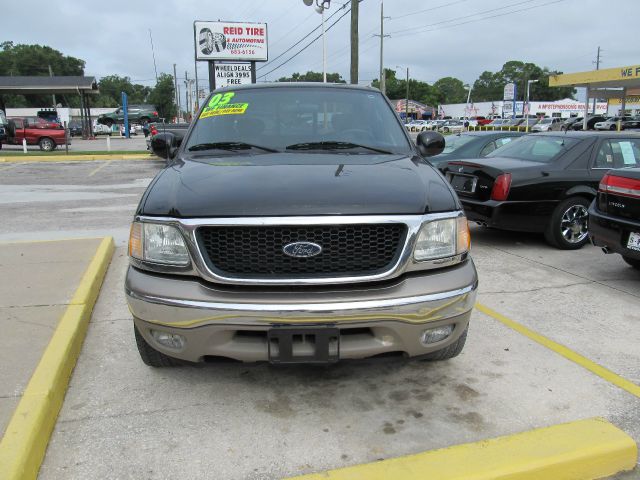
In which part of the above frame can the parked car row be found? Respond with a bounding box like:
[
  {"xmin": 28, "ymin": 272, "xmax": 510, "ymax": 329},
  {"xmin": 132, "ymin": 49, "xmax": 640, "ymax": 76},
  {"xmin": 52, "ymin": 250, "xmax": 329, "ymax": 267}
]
[{"xmin": 432, "ymin": 131, "xmax": 640, "ymax": 264}]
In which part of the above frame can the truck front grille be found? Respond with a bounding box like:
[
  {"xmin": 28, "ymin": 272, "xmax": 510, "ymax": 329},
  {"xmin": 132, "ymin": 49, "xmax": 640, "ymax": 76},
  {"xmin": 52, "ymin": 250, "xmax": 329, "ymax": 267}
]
[{"xmin": 197, "ymin": 224, "xmax": 407, "ymax": 278}]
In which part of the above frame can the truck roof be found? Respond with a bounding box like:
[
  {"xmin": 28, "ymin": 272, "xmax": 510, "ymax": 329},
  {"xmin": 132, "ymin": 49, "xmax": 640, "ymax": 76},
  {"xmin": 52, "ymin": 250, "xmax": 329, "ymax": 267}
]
[{"xmin": 213, "ymin": 82, "xmax": 380, "ymax": 93}]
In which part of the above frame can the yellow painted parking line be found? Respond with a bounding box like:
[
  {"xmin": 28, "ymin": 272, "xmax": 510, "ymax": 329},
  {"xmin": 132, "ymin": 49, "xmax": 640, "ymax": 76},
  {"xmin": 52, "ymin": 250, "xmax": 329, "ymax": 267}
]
[
  {"xmin": 0, "ymin": 237, "xmax": 115, "ymax": 480},
  {"xmin": 0, "ymin": 154, "xmax": 154, "ymax": 163},
  {"xmin": 287, "ymin": 418, "xmax": 637, "ymax": 480},
  {"xmin": 476, "ymin": 302, "xmax": 640, "ymax": 399},
  {"xmin": 88, "ymin": 160, "xmax": 112, "ymax": 177}
]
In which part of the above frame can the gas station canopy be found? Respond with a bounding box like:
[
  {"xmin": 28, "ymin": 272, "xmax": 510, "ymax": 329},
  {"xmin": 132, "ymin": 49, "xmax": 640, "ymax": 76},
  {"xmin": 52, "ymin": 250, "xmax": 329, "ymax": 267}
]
[{"xmin": 549, "ymin": 65, "xmax": 640, "ymax": 129}]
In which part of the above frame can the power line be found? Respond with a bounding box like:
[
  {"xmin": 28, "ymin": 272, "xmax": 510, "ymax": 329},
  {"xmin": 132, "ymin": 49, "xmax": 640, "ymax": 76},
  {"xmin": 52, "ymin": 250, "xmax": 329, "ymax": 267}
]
[
  {"xmin": 388, "ymin": 0, "xmax": 534, "ymax": 36},
  {"xmin": 389, "ymin": 0, "xmax": 567, "ymax": 39},
  {"xmin": 389, "ymin": 0, "xmax": 472, "ymax": 21},
  {"xmin": 257, "ymin": 5, "xmax": 353, "ymax": 80},
  {"xmin": 257, "ymin": 2, "xmax": 349, "ymax": 72}
]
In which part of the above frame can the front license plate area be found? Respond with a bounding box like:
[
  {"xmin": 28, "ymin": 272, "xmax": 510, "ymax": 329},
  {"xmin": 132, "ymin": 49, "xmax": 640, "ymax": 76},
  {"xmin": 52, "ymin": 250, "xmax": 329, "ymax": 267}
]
[
  {"xmin": 268, "ymin": 327, "xmax": 339, "ymax": 364},
  {"xmin": 450, "ymin": 174, "xmax": 478, "ymax": 194},
  {"xmin": 627, "ymin": 231, "xmax": 640, "ymax": 251}
]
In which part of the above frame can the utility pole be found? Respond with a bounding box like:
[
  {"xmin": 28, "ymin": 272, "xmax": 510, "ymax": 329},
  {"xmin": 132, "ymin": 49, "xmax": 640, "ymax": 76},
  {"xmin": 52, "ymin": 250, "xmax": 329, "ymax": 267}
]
[
  {"xmin": 184, "ymin": 71, "xmax": 190, "ymax": 119},
  {"xmin": 350, "ymin": 0, "xmax": 359, "ymax": 84},
  {"xmin": 592, "ymin": 46, "xmax": 602, "ymax": 114},
  {"xmin": 173, "ymin": 64, "xmax": 180, "ymax": 122},
  {"xmin": 48, "ymin": 65, "xmax": 56, "ymax": 107},
  {"xmin": 374, "ymin": 2, "xmax": 390, "ymax": 95}
]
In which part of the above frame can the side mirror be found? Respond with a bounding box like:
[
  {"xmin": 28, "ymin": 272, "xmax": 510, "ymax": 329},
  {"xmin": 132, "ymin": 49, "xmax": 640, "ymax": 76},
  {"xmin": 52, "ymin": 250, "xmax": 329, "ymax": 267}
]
[
  {"xmin": 416, "ymin": 131, "xmax": 445, "ymax": 157},
  {"xmin": 151, "ymin": 132, "xmax": 179, "ymax": 160}
]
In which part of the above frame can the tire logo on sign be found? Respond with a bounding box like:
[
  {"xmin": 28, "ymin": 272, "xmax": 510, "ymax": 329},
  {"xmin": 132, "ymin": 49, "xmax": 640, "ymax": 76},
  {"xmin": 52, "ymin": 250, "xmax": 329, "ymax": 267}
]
[
  {"xmin": 199, "ymin": 28, "xmax": 227, "ymax": 55},
  {"xmin": 283, "ymin": 242, "xmax": 323, "ymax": 258}
]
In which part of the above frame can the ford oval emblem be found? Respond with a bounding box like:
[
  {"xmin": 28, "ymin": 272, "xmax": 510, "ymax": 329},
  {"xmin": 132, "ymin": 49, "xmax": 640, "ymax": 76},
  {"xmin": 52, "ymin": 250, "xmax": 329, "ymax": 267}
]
[{"xmin": 283, "ymin": 242, "xmax": 322, "ymax": 258}]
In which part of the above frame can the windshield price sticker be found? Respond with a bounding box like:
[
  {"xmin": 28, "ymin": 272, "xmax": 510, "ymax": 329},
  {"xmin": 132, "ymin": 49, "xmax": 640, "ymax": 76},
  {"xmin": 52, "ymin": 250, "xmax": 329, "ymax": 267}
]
[{"xmin": 200, "ymin": 92, "xmax": 249, "ymax": 118}]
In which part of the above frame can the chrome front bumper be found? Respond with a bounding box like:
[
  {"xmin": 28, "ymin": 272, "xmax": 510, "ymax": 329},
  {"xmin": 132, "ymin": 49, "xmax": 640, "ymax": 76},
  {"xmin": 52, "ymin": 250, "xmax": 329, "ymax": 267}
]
[{"xmin": 126, "ymin": 259, "xmax": 478, "ymax": 362}]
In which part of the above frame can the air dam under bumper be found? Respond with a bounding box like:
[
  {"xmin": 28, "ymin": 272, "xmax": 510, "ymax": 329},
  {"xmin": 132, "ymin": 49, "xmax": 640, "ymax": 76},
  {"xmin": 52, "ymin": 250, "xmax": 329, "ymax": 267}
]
[{"xmin": 125, "ymin": 260, "xmax": 478, "ymax": 363}]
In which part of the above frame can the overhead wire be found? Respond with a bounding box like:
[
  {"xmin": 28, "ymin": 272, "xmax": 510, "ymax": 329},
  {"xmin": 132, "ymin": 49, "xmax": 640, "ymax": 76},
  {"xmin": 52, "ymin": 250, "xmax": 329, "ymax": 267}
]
[
  {"xmin": 389, "ymin": 0, "xmax": 567, "ymax": 39},
  {"xmin": 257, "ymin": 1, "xmax": 350, "ymax": 72},
  {"xmin": 257, "ymin": 3, "xmax": 354, "ymax": 79}
]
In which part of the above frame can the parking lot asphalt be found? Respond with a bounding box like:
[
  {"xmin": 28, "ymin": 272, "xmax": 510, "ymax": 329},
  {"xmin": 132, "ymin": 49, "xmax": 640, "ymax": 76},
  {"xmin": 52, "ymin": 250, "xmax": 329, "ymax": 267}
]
[{"xmin": 1, "ymin": 160, "xmax": 638, "ymax": 479}]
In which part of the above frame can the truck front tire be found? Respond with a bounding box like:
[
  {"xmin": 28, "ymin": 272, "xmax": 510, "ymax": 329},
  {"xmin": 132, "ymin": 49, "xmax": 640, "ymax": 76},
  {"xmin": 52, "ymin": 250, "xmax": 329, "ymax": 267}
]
[
  {"xmin": 417, "ymin": 326, "xmax": 468, "ymax": 361},
  {"xmin": 134, "ymin": 326, "xmax": 182, "ymax": 367}
]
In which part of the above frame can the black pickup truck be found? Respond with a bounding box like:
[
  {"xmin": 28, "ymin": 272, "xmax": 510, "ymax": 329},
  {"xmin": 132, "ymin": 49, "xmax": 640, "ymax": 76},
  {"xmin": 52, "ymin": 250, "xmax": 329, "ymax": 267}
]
[{"xmin": 126, "ymin": 83, "xmax": 478, "ymax": 367}]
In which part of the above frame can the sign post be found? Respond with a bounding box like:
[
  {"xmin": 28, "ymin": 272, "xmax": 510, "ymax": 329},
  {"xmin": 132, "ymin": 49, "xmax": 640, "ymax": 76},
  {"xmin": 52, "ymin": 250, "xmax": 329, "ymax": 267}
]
[
  {"xmin": 194, "ymin": 20, "xmax": 268, "ymax": 92},
  {"xmin": 121, "ymin": 91, "xmax": 129, "ymax": 139}
]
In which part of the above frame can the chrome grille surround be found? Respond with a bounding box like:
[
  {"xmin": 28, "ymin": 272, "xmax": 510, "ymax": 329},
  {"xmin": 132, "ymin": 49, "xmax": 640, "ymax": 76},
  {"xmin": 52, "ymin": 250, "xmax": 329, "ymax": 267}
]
[{"xmin": 131, "ymin": 213, "xmax": 467, "ymax": 286}]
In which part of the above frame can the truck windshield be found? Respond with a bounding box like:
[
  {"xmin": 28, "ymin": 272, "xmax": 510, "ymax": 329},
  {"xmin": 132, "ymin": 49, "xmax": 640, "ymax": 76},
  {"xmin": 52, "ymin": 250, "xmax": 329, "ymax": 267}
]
[
  {"xmin": 0, "ymin": 110, "xmax": 6, "ymax": 126},
  {"xmin": 185, "ymin": 87, "xmax": 412, "ymax": 155}
]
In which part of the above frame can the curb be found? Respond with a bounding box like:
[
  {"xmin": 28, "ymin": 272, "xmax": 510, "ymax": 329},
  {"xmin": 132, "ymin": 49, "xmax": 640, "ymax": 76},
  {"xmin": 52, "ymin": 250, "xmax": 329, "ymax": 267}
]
[
  {"xmin": 286, "ymin": 418, "xmax": 637, "ymax": 480},
  {"xmin": 0, "ymin": 237, "xmax": 115, "ymax": 480},
  {"xmin": 0, "ymin": 154, "xmax": 155, "ymax": 163}
]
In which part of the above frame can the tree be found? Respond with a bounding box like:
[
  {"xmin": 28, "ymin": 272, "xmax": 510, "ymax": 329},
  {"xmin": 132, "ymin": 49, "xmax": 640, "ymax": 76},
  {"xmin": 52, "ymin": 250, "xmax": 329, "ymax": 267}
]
[
  {"xmin": 277, "ymin": 71, "xmax": 346, "ymax": 83},
  {"xmin": 471, "ymin": 61, "xmax": 575, "ymax": 102},
  {"xmin": 0, "ymin": 42, "xmax": 85, "ymax": 107},
  {"xmin": 95, "ymin": 75, "xmax": 151, "ymax": 107},
  {"xmin": 433, "ymin": 77, "xmax": 468, "ymax": 104},
  {"xmin": 371, "ymin": 69, "xmax": 440, "ymax": 106},
  {"xmin": 148, "ymin": 73, "xmax": 176, "ymax": 120}
]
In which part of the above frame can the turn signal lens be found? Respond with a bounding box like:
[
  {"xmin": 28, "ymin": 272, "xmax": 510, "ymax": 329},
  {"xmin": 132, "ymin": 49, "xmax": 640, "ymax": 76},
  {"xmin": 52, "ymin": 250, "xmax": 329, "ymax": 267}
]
[
  {"xmin": 456, "ymin": 216, "xmax": 471, "ymax": 254},
  {"xmin": 491, "ymin": 173, "xmax": 512, "ymax": 201},
  {"xmin": 129, "ymin": 222, "xmax": 143, "ymax": 260}
]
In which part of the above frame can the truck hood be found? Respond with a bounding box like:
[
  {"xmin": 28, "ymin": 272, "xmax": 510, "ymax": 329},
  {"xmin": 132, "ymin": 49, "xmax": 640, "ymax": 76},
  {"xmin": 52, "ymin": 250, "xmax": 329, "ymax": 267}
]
[{"xmin": 140, "ymin": 153, "xmax": 459, "ymax": 217}]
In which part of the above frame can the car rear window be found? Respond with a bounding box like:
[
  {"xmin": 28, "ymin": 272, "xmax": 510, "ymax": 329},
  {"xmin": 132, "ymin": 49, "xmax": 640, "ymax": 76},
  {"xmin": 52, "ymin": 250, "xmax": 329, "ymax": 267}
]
[
  {"xmin": 442, "ymin": 135, "xmax": 475, "ymax": 153},
  {"xmin": 486, "ymin": 135, "xmax": 579, "ymax": 162}
]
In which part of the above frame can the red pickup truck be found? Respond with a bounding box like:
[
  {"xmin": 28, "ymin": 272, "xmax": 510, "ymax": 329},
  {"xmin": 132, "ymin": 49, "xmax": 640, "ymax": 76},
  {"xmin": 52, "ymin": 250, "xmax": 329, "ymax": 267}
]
[{"xmin": 5, "ymin": 117, "xmax": 69, "ymax": 151}]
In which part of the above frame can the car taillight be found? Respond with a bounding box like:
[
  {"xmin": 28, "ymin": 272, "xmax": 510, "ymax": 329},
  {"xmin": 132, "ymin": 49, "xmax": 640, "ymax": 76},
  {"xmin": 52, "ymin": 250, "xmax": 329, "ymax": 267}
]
[
  {"xmin": 599, "ymin": 173, "xmax": 640, "ymax": 198},
  {"xmin": 491, "ymin": 173, "xmax": 512, "ymax": 201},
  {"xmin": 150, "ymin": 126, "xmax": 158, "ymax": 136}
]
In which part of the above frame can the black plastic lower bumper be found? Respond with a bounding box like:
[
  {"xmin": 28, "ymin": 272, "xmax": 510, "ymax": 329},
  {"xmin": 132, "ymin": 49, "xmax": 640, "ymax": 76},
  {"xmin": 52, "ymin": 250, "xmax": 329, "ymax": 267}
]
[{"xmin": 588, "ymin": 204, "xmax": 640, "ymax": 261}]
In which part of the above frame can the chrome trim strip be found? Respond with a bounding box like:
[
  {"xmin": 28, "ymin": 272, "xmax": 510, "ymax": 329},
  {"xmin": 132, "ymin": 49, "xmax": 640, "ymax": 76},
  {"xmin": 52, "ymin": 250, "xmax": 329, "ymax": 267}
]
[
  {"xmin": 125, "ymin": 283, "xmax": 476, "ymax": 313},
  {"xmin": 134, "ymin": 213, "xmax": 466, "ymax": 286}
]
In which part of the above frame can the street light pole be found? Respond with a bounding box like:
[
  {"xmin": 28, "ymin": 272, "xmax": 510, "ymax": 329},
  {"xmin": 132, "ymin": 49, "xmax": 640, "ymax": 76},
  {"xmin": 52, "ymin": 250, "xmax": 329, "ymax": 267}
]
[
  {"xmin": 464, "ymin": 84, "xmax": 471, "ymax": 119},
  {"xmin": 322, "ymin": 7, "xmax": 327, "ymax": 83},
  {"xmin": 405, "ymin": 67, "xmax": 409, "ymax": 121},
  {"xmin": 525, "ymin": 79, "xmax": 538, "ymax": 132}
]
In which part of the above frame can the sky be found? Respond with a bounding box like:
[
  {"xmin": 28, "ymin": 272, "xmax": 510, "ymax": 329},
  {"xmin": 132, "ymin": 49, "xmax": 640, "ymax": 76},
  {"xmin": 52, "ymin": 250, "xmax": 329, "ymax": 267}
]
[{"xmin": 2, "ymin": 0, "xmax": 638, "ymax": 100}]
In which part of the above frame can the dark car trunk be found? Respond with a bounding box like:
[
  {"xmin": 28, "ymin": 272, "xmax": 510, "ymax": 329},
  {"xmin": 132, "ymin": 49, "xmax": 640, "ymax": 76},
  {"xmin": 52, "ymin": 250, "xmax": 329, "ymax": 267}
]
[
  {"xmin": 441, "ymin": 158, "xmax": 542, "ymax": 201},
  {"xmin": 598, "ymin": 168, "xmax": 640, "ymax": 220}
]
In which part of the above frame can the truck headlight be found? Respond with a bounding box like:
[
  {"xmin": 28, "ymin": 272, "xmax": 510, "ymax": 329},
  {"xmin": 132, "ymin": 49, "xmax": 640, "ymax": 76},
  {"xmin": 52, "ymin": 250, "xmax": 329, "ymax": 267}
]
[
  {"xmin": 129, "ymin": 222, "xmax": 190, "ymax": 266},
  {"xmin": 414, "ymin": 217, "xmax": 470, "ymax": 262}
]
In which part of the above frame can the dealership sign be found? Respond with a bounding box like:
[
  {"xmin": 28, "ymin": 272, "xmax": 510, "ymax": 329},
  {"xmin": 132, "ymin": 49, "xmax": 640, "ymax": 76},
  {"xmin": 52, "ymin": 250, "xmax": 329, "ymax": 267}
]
[
  {"xmin": 195, "ymin": 21, "xmax": 268, "ymax": 61},
  {"xmin": 215, "ymin": 63, "xmax": 253, "ymax": 86},
  {"xmin": 503, "ymin": 83, "xmax": 515, "ymax": 101}
]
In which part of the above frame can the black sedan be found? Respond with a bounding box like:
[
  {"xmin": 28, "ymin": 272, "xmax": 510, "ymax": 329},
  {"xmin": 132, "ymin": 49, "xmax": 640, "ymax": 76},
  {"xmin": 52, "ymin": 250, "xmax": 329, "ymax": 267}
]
[
  {"xmin": 589, "ymin": 167, "xmax": 640, "ymax": 269},
  {"xmin": 441, "ymin": 132, "xmax": 640, "ymax": 249},
  {"xmin": 428, "ymin": 131, "xmax": 524, "ymax": 168}
]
